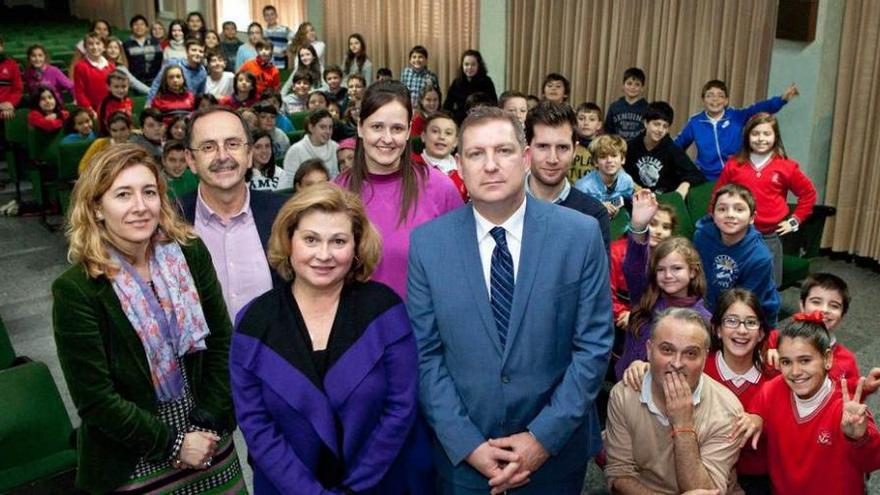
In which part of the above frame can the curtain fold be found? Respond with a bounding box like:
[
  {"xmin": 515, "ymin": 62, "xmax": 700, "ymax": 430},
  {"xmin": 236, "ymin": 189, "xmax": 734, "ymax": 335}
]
[
  {"xmin": 821, "ymin": 0, "xmax": 880, "ymax": 261},
  {"xmin": 323, "ymin": 0, "xmax": 478, "ymax": 94},
  {"xmin": 507, "ymin": 0, "xmax": 778, "ymax": 135}
]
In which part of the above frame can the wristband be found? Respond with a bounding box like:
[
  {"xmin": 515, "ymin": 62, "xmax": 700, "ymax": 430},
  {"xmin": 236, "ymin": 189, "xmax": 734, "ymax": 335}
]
[
  {"xmin": 629, "ymin": 224, "xmax": 649, "ymax": 235},
  {"xmin": 670, "ymin": 427, "xmax": 697, "ymax": 438}
]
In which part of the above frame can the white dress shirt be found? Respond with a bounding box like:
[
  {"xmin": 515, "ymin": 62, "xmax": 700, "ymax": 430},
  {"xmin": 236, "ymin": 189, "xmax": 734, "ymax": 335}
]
[{"xmin": 473, "ymin": 197, "xmax": 526, "ymax": 295}]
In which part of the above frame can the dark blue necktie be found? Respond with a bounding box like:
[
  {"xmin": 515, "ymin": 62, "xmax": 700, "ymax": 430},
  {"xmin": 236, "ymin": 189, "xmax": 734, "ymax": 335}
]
[{"xmin": 490, "ymin": 226, "xmax": 514, "ymax": 348}]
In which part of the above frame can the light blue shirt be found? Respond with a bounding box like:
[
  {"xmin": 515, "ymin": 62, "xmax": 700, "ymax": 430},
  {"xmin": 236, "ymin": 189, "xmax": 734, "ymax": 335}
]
[
  {"xmin": 146, "ymin": 59, "xmax": 207, "ymax": 105},
  {"xmin": 574, "ymin": 169, "xmax": 634, "ymax": 205}
]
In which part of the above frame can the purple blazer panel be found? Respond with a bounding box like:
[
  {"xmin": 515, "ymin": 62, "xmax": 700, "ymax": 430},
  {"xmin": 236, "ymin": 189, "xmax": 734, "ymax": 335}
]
[{"xmin": 230, "ymin": 282, "xmax": 433, "ymax": 495}]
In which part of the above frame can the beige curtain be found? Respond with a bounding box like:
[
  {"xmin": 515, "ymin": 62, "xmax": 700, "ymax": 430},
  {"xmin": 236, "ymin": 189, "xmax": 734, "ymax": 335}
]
[
  {"xmin": 323, "ymin": 0, "xmax": 479, "ymax": 94},
  {"xmin": 507, "ymin": 0, "xmax": 777, "ymax": 134},
  {"xmin": 248, "ymin": 0, "xmax": 308, "ymax": 33},
  {"xmin": 821, "ymin": 0, "xmax": 880, "ymax": 262}
]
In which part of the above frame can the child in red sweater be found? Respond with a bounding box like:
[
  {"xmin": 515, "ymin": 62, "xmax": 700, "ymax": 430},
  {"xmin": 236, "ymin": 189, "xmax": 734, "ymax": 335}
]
[
  {"xmin": 28, "ymin": 86, "xmax": 69, "ymax": 132},
  {"xmin": 150, "ymin": 65, "xmax": 194, "ymax": 123},
  {"xmin": 73, "ymin": 32, "xmax": 115, "ymax": 119},
  {"xmin": 0, "ymin": 36, "xmax": 23, "ymax": 121},
  {"xmin": 98, "ymin": 70, "xmax": 133, "ymax": 135},
  {"xmin": 767, "ymin": 273, "xmax": 880, "ymax": 397},
  {"xmin": 239, "ymin": 40, "xmax": 280, "ymax": 97},
  {"xmin": 712, "ymin": 112, "xmax": 817, "ymax": 287},
  {"xmin": 753, "ymin": 314, "xmax": 880, "ymax": 495}
]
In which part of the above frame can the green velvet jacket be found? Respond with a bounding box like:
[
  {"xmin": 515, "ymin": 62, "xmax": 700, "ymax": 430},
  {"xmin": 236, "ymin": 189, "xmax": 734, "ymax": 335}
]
[{"xmin": 51, "ymin": 238, "xmax": 236, "ymax": 494}]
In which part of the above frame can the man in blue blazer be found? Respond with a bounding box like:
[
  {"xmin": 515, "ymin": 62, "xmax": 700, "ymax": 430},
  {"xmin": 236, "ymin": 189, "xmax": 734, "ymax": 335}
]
[{"xmin": 408, "ymin": 106, "xmax": 613, "ymax": 494}]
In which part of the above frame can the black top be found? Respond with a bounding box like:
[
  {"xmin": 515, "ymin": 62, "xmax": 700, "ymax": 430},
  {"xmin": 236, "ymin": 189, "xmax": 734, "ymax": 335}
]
[
  {"xmin": 625, "ymin": 132, "xmax": 707, "ymax": 193},
  {"xmin": 559, "ymin": 187, "xmax": 612, "ymax": 252},
  {"xmin": 443, "ymin": 74, "xmax": 498, "ymax": 124}
]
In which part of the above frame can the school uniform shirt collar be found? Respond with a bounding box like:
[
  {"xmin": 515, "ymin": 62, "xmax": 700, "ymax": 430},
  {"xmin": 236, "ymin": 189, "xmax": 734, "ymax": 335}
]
[
  {"xmin": 715, "ymin": 351, "xmax": 761, "ymax": 388},
  {"xmin": 86, "ymin": 56, "xmax": 109, "ymax": 70},
  {"xmin": 640, "ymin": 372, "xmax": 704, "ymax": 427},
  {"xmin": 525, "ymin": 172, "xmax": 570, "ymax": 204},
  {"xmin": 794, "ymin": 376, "xmax": 833, "ymax": 418}
]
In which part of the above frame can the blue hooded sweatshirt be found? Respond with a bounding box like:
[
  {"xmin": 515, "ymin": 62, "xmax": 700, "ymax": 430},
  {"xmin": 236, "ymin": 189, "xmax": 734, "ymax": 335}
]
[
  {"xmin": 674, "ymin": 96, "xmax": 786, "ymax": 181},
  {"xmin": 693, "ymin": 215, "xmax": 780, "ymax": 326}
]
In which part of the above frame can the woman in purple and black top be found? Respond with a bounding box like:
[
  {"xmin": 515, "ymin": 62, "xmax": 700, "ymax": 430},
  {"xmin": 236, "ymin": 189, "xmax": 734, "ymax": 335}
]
[
  {"xmin": 334, "ymin": 80, "xmax": 462, "ymax": 298},
  {"xmin": 231, "ymin": 184, "xmax": 432, "ymax": 494}
]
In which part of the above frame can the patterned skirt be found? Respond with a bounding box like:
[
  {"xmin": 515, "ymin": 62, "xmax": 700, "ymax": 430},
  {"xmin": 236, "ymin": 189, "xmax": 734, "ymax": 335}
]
[{"xmin": 111, "ymin": 380, "xmax": 247, "ymax": 494}]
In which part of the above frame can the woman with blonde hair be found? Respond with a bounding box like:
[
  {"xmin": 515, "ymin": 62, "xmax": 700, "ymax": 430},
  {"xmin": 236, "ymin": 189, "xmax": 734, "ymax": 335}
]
[
  {"xmin": 231, "ymin": 183, "xmax": 432, "ymax": 494},
  {"xmin": 52, "ymin": 143, "xmax": 246, "ymax": 494}
]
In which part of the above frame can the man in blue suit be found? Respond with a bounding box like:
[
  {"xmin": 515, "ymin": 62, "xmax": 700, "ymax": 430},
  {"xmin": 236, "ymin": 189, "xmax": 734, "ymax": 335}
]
[{"xmin": 408, "ymin": 106, "xmax": 613, "ymax": 494}]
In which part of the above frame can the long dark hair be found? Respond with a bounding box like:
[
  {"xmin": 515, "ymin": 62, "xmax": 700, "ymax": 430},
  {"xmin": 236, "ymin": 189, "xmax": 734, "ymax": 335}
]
[
  {"xmin": 158, "ymin": 65, "xmax": 188, "ymax": 95},
  {"xmin": 343, "ymin": 33, "xmax": 368, "ymax": 75},
  {"xmin": 456, "ymin": 49, "xmax": 488, "ymax": 81},
  {"xmin": 248, "ymin": 129, "xmax": 275, "ymax": 180},
  {"xmin": 735, "ymin": 112, "xmax": 787, "ymax": 163},
  {"xmin": 30, "ymin": 85, "xmax": 62, "ymax": 115},
  {"xmin": 166, "ymin": 19, "xmax": 186, "ymax": 43},
  {"xmin": 344, "ymin": 80, "xmax": 427, "ymax": 225},
  {"xmin": 185, "ymin": 11, "xmax": 207, "ymax": 41},
  {"xmin": 710, "ymin": 288, "xmax": 769, "ymax": 370}
]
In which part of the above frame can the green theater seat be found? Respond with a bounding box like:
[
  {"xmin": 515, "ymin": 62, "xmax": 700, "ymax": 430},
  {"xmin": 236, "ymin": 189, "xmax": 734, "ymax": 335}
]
[{"xmin": 0, "ymin": 362, "xmax": 76, "ymax": 493}]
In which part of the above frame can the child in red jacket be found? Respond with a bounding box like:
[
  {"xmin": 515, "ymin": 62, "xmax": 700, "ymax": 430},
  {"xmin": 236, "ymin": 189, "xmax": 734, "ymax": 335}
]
[
  {"xmin": 73, "ymin": 32, "xmax": 116, "ymax": 119},
  {"xmin": 239, "ymin": 40, "xmax": 280, "ymax": 97},
  {"xmin": 150, "ymin": 65, "xmax": 194, "ymax": 124},
  {"xmin": 712, "ymin": 112, "xmax": 817, "ymax": 287},
  {"xmin": 28, "ymin": 86, "xmax": 69, "ymax": 132},
  {"xmin": 98, "ymin": 70, "xmax": 133, "ymax": 135}
]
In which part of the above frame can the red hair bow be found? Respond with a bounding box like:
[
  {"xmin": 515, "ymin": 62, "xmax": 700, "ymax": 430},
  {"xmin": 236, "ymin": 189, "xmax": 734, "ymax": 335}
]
[{"xmin": 792, "ymin": 311, "xmax": 825, "ymax": 323}]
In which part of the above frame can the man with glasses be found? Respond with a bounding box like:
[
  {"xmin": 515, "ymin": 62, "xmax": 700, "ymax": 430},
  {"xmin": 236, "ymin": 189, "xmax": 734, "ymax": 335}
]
[{"xmin": 180, "ymin": 107, "xmax": 286, "ymax": 321}]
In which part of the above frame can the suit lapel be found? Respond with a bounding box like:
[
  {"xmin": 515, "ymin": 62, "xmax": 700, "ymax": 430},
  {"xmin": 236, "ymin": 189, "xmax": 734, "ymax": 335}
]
[
  {"xmin": 458, "ymin": 206, "xmax": 504, "ymax": 355},
  {"xmin": 503, "ymin": 197, "xmax": 546, "ymax": 361}
]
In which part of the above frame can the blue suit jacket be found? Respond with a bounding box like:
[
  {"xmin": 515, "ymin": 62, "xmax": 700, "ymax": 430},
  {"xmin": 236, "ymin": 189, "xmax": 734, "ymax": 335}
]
[{"xmin": 407, "ymin": 196, "xmax": 613, "ymax": 491}]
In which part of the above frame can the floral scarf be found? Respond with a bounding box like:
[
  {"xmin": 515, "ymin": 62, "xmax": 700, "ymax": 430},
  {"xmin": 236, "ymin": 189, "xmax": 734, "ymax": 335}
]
[{"xmin": 109, "ymin": 241, "xmax": 210, "ymax": 401}]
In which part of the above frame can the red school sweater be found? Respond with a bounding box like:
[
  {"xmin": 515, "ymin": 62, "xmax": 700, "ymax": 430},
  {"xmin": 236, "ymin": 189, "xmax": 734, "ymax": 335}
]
[
  {"xmin": 752, "ymin": 376, "xmax": 880, "ymax": 495},
  {"xmin": 767, "ymin": 330, "xmax": 868, "ymax": 396},
  {"xmin": 73, "ymin": 58, "xmax": 115, "ymax": 112},
  {"xmin": 0, "ymin": 57, "xmax": 23, "ymax": 106},
  {"xmin": 28, "ymin": 109, "xmax": 69, "ymax": 133},
  {"xmin": 609, "ymin": 238, "xmax": 629, "ymax": 321},
  {"xmin": 703, "ymin": 351, "xmax": 774, "ymax": 476},
  {"xmin": 99, "ymin": 96, "xmax": 133, "ymax": 134},
  {"xmin": 150, "ymin": 91, "xmax": 194, "ymax": 124},
  {"xmin": 712, "ymin": 155, "xmax": 817, "ymax": 234}
]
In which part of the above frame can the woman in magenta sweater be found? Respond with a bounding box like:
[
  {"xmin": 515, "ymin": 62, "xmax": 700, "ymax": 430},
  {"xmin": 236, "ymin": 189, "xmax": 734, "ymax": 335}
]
[{"xmin": 335, "ymin": 80, "xmax": 463, "ymax": 298}]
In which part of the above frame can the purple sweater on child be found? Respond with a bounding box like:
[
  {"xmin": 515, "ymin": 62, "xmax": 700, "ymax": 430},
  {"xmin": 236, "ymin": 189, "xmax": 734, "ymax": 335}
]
[
  {"xmin": 23, "ymin": 65, "xmax": 74, "ymax": 103},
  {"xmin": 336, "ymin": 163, "xmax": 463, "ymax": 298},
  {"xmin": 614, "ymin": 234, "xmax": 711, "ymax": 380}
]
